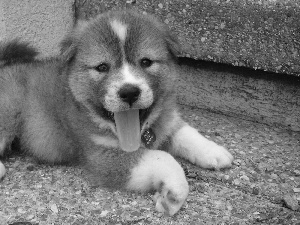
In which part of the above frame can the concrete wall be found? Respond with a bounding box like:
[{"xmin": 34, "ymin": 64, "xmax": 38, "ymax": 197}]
[
  {"xmin": 0, "ymin": 0, "xmax": 75, "ymax": 57},
  {"xmin": 177, "ymin": 60, "xmax": 300, "ymax": 131}
]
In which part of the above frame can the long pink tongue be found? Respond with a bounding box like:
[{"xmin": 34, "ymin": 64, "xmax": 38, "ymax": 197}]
[{"xmin": 114, "ymin": 109, "xmax": 141, "ymax": 152}]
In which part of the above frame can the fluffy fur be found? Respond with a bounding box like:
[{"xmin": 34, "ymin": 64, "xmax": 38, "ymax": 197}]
[{"xmin": 0, "ymin": 10, "xmax": 233, "ymax": 215}]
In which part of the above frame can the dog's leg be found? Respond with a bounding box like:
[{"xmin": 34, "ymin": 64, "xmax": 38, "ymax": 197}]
[
  {"xmin": 0, "ymin": 74, "xmax": 24, "ymax": 179},
  {"xmin": 0, "ymin": 136, "xmax": 9, "ymax": 179},
  {"xmin": 85, "ymin": 149, "xmax": 188, "ymax": 216},
  {"xmin": 0, "ymin": 94, "xmax": 21, "ymax": 157},
  {"xmin": 170, "ymin": 121, "xmax": 233, "ymax": 169}
]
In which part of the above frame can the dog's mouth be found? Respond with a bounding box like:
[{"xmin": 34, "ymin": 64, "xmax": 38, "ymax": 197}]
[
  {"xmin": 103, "ymin": 107, "xmax": 153, "ymax": 152},
  {"xmin": 104, "ymin": 108, "xmax": 150, "ymax": 125}
]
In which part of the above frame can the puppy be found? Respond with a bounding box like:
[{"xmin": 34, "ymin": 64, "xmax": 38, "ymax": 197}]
[{"xmin": 0, "ymin": 10, "xmax": 233, "ymax": 216}]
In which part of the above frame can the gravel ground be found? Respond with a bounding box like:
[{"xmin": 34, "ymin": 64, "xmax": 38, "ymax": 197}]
[{"xmin": 1, "ymin": 105, "xmax": 300, "ymax": 224}]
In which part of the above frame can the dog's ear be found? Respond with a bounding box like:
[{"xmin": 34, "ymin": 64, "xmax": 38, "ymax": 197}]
[
  {"xmin": 60, "ymin": 36, "xmax": 76, "ymax": 62},
  {"xmin": 60, "ymin": 20, "xmax": 89, "ymax": 62},
  {"xmin": 144, "ymin": 13, "xmax": 181, "ymax": 58},
  {"xmin": 164, "ymin": 30, "xmax": 181, "ymax": 58}
]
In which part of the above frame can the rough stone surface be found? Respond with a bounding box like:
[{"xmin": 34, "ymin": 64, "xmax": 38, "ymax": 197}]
[
  {"xmin": 1, "ymin": 106, "xmax": 300, "ymax": 224},
  {"xmin": 177, "ymin": 59, "xmax": 300, "ymax": 131},
  {"xmin": 75, "ymin": 0, "xmax": 300, "ymax": 76},
  {"xmin": 283, "ymin": 195, "xmax": 300, "ymax": 211}
]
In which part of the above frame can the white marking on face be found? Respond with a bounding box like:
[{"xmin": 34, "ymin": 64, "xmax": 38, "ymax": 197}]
[
  {"xmin": 91, "ymin": 134, "xmax": 118, "ymax": 148},
  {"xmin": 110, "ymin": 20, "xmax": 127, "ymax": 43},
  {"xmin": 122, "ymin": 63, "xmax": 140, "ymax": 84}
]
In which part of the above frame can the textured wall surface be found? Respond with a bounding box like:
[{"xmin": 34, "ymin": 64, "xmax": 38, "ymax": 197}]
[
  {"xmin": 0, "ymin": 0, "xmax": 75, "ymax": 57},
  {"xmin": 75, "ymin": 0, "xmax": 300, "ymax": 76},
  {"xmin": 177, "ymin": 60, "xmax": 300, "ymax": 131}
]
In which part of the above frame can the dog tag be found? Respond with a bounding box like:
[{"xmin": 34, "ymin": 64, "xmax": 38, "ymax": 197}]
[
  {"xmin": 114, "ymin": 109, "xmax": 141, "ymax": 152},
  {"xmin": 141, "ymin": 128, "xmax": 156, "ymax": 148}
]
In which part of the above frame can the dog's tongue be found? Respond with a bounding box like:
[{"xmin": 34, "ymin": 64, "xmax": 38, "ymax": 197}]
[{"xmin": 114, "ymin": 109, "xmax": 141, "ymax": 152}]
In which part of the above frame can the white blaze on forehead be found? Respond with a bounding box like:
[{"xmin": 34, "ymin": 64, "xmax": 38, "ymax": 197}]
[{"xmin": 110, "ymin": 20, "xmax": 128, "ymax": 43}]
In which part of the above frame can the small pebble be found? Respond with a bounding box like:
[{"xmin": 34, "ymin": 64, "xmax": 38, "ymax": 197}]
[
  {"xmin": 220, "ymin": 22, "xmax": 226, "ymax": 29},
  {"xmin": 214, "ymin": 132, "xmax": 220, "ymax": 136},
  {"xmin": 270, "ymin": 173, "xmax": 278, "ymax": 179},
  {"xmin": 17, "ymin": 208, "xmax": 26, "ymax": 214},
  {"xmin": 223, "ymin": 175, "xmax": 230, "ymax": 180},
  {"xmin": 252, "ymin": 187, "xmax": 260, "ymax": 195},
  {"xmin": 233, "ymin": 159, "xmax": 242, "ymax": 166},
  {"xmin": 233, "ymin": 179, "xmax": 240, "ymax": 186},
  {"xmin": 294, "ymin": 170, "xmax": 300, "ymax": 176},
  {"xmin": 187, "ymin": 172, "xmax": 197, "ymax": 179},
  {"xmin": 240, "ymin": 175, "xmax": 250, "ymax": 181},
  {"xmin": 26, "ymin": 214, "xmax": 35, "ymax": 220},
  {"xmin": 50, "ymin": 204, "xmax": 59, "ymax": 213},
  {"xmin": 283, "ymin": 195, "xmax": 299, "ymax": 211},
  {"xmin": 26, "ymin": 165, "xmax": 35, "ymax": 171},
  {"xmin": 131, "ymin": 201, "xmax": 137, "ymax": 206},
  {"xmin": 234, "ymin": 134, "xmax": 242, "ymax": 139},
  {"xmin": 126, "ymin": 0, "xmax": 136, "ymax": 3},
  {"xmin": 100, "ymin": 210, "xmax": 110, "ymax": 217},
  {"xmin": 158, "ymin": 3, "xmax": 163, "ymax": 8}
]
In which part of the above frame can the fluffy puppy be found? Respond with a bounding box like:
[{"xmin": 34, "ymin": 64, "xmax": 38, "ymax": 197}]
[{"xmin": 0, "ymin": 10, "xmax": 233, "ymax": 215}]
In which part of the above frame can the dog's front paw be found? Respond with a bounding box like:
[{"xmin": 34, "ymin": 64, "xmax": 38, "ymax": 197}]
[
  {"xmin": 172, "ymin": 125, "xmax": 234, "ymax": 170},
  {"xmin": 153, "ymin": 179, "xmax": 189, "ymax": 216},
  {"xmin": 126, "ymin": 150, "xmax": 189, "ymax": 216},
  {"xmin": 194, "ymin": 143, "xmax": 233, "ymax": 169}
]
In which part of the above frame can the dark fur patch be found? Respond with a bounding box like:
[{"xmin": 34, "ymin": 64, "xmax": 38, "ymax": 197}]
[{"xmin": 0, "ymin": 39, "xmax": 38, "ymax": 67}]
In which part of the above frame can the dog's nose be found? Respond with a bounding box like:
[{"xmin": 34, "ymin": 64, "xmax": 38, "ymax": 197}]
[{"xmin": 118, "ymin": 84, "xmax": 141, "ymax": 106}]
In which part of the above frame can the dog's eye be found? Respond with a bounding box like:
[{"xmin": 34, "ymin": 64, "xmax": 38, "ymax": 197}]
[
  {"xmin": 95, "ymin": 63, "xmax": 110, "ymax": 73},
  {"xmin": 140, "ymin": 58, "xmax": 153, "ymax": 68}
]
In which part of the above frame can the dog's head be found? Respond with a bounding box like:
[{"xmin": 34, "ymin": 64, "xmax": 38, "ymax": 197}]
[{"xmin": 62, "ymin": 10, "xmax": 180, "ymax": 141}]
